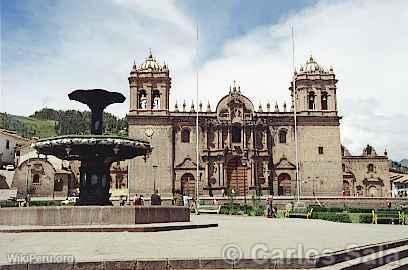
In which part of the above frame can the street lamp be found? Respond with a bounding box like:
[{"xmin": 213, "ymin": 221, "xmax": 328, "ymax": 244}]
[
  {"xmin": 263, "ymin": 166, "xmax": 271, "ymax": 196},
  {"xmin": 26, "ymin": 161, "xmax": 31, "ymax": 207},
  {"xmin": 152, "ymin": 165, "xmax": 158, "ymax": 193},
  {"xmin": 241, "ymin": 158, "xmax": 248, "ymax": 214}
]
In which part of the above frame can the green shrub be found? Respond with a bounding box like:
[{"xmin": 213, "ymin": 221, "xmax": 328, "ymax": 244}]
[
  {"xmin": 30, "ymin": 200, "xmax": 62, "ymax": 207},
  {"xmin": 0, "ymin": 200, "xmax": 18, "ymax": 208},
  {"xmin": 358, "ymin": 213, "xmax": 373, "ymax": 223},
  {"xmin": 312, "ymin": 212, "xmax": 352, "ymax": 223}
]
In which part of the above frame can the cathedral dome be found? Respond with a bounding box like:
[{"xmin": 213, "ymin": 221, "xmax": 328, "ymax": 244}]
[
  {"xmin": 298, "ymin": 55, "xmax": 332, "ymax": 74},
  {"xmin": 138, "ymin": 52, "xmax": 164, "ymax": 72}
]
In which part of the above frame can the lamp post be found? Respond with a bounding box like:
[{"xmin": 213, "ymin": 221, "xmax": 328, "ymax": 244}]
[
  {"xmin": 153, "ymin": 165, "xmax": 158, "ymax": 193},
  {"xmin": 263, "ymin": 166, "xmax": 271, "ymax": 196},
  {"xmin": 241, "ymin": 158, "xmax": 249, "ymax": 214},
  {"xmin": 26, "ymin": 161, "xmax": 31, "ymax": 207}
]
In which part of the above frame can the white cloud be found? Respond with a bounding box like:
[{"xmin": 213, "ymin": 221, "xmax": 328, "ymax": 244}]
[
  {"xmin": 2, "ymin": 0, "xmax": 407, "ymax": 160},
  {"xmin": 174, "ymin": 0, "xmax": 408, "ymax": 160}
]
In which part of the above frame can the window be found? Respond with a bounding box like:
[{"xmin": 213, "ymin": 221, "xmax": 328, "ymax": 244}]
[
  {"xmin": 321, "ymin": 92, "xmax": 328, "ymax": 110},
  {"xmin": 6, "ymin": 140, "xmax": 10, "ymax": 150},
  {"xmin": 342, "ymin": 164, "xmax": 346, "ymax": 172},
  {"xmin": 152, "ymin": 90, "xmax": 161, "ymax": 109},
  {"xmin": 231, "ymin": 126, "xmax": 241, "ymax": 143},
  {"xmin": 318, "ymin": 146, "xmax": 324, "ymax": 155},
  {"xmin": 32, "ymin": 174, "xmax": 40, "ymax": 185},
  {"xmin": 368, "ymin": 163, "xmax": 374, "ymax": 173},
  {"xmin": 278, "ymin": 129, "xmax": 287, "ymax": 144},
  {"xmin": 308, "ymin": 92, "xmax": 315, "ymax": 110},
  {"xmin": 181, "ymin": 128, "xmax": 190, "ymax": 143},
  {"xmin": 54, "ymin": 178, "xmax": 63, "ymax": 191},
  {"xmin": 138, "ymin": 90, "xmax": 147, "ymax": 109}
]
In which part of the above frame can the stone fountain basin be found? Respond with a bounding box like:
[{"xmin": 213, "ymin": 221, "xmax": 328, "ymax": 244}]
[
  {"xmin": 0, "ymin": 206, "xmax": 190, "ymax": 226},
  {"xmin": 32, "ymin": 135, "xmax": 151, "ymax": 161}
]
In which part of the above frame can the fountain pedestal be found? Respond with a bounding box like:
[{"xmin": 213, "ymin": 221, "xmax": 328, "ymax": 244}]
[{"xmin": 33, "ymin": 89, "xmax": 152, "ymax": 206}]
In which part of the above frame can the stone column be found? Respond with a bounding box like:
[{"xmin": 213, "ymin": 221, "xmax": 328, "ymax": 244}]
[{"xmin": 219, "ymin": 161, "xmax": 224, "ymax": 187}]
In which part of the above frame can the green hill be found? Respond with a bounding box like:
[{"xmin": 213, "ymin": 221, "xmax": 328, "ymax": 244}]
[
  {"xmin": 0, "ymin": 113, "xmax": 57, "ymax": 138},
  {"xmin": 0, "ymin": 108, "xmax": 127, "ymax": 139}
]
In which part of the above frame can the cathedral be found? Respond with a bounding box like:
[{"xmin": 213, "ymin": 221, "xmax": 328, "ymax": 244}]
[{"xmin": 127, "ymin": 53, "xmax": 390, "ymax": 198}]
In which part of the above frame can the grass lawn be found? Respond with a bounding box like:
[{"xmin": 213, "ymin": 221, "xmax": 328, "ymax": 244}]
[{"xmin": 12, "ymin": 115, "xmax": 57, "ymax": 138}]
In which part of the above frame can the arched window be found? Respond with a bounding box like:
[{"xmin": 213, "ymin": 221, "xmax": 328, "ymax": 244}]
[
  {"xmin": 321, "ymin": 91, "xmax": 328, "ymax": 110},
  {"xmin": 6, "ymin": 140, "xmax": 10, "ymax": 149},
  {"xmin": 278, "ymin": 129, "xmax": 287, "ymax": 144},
  {"xmin": 152, "ymin": 90, "xmax": 161, "ymax": 109},
  {"xmin": 33, "ymin": 174, "xmax": 40, "ymax": 185},
  {"xmin": 231, "ymin": 126, "xmax": 241, "ymax": 143},
  {"xmin": 181, "ymin": 173, "xmax": 195, "ymax": 196},
  {"xmin": 138, "ymin": 90, "xmax": 147, "ymax": 109},
  {"xmin": 54, "ymin": 178, "xmax": 63, "ymax": 191},
  {"xmin": 181, "ymin": 128, "xmax": 190, "ymax": 143},
  {"xmin": 342, "ymin": 164, "xmax": 346, "ymax": 172},
  {"xmin": 308, "ymin": 92, "xmax": 315, "ymax": 110},
  {"xmin": 278, "ymin": 173, "xmax": 291, "ymax": 196},
  {"xmin": 368, "ymin": 163, "xmax": 374, "ymax": 173}
]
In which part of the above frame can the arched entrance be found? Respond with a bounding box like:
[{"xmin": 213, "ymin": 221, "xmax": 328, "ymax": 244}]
[
  {"xmin": 343, "ymin": 180, "xmax": 350, "ymax": 196},
  {"xmin": 368, "ymin": 186, "xmax": 378, "ymax": 197},
  {"xmin": 226, "ymin": 157, "xmax": 248, "ymax": 195},
  {"xmin": 278, "ymin": 173, "xmax": 291, "ymax": 196},
  {"xmin": 181, "ymin": 173, "xmax": 195, "ymax": 196}
]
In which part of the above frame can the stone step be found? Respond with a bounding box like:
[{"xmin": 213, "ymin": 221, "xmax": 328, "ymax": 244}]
[{"xmin": 318, "ymin": 245, "xmax": 408, "ymax": 270}]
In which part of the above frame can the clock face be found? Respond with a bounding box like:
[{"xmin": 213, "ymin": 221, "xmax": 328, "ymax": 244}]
[{"xmin": 144, "ymin": 128, "xmax": 154, "ymax": 138}]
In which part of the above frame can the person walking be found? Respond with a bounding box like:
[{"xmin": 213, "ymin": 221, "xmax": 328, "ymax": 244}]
[{"xmin": 151, "ymin": 190, "xmax": 162, "ymax": 206}]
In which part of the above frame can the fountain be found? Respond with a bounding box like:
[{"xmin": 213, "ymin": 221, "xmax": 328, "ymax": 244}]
[
  {"xmin": 33, "ymin": 89, "xmax": 151, "ymax": 205},
  {"xmin": 0, "ymin": 89, "xmax": 190, "ymax": 226}
]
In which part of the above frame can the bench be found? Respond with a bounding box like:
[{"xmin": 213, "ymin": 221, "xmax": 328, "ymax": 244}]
[
  {"xmin": 372, "ymin": 209, "xmax": 404, "ymax": 224},
  {"xmin": 197, "ymin": 200, "xmax": 222, "ymax": 214},
  {"xmin": 287, "ymin": 207, "xmax": 313, "ymax": 219}
]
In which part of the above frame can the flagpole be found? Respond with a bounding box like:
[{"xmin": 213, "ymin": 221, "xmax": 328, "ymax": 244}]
[
  {"xmin": 291, "ymin": 26, "xmax": 301, "ymax": 203},
  {"xmin": 195, "ymin": 24, "xmax": 200, "ymax": 210}
]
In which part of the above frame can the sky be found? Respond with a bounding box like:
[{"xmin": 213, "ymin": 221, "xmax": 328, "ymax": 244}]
[{"xmin": 1, "ymin": 0, "xmax": 408, "ymax": 161}]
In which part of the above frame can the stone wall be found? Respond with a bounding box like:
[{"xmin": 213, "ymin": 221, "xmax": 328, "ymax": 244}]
[{"xmin": 0, "ymin": 206, "xmax": 190, "ymax": 226}]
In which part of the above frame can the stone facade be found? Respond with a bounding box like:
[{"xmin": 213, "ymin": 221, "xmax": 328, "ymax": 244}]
[
  {"xmin": 0, "ymin": 129, "xmax": 30, "ymax": 168},
  {"xmin": 127, "ymin": 53, "xmax": 389, "ymax": 198},
  {"xmin": 342, "ymin": 145, "xmax": 391, "ymax": 197}
]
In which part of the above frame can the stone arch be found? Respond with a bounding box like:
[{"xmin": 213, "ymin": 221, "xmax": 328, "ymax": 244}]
[
  {"xmin": 308, "ymin": 91, "xmax": 315, "ymax": 110},
  {"xmin": 138, "ymin": 89, "xmax": 147, "ymax": 109},
  {"xmin": 181, "ymin": 173, "xmax": 195, "ymax": 196},
  {"xmin": 278, "ymin": 173, "xmax": 291, "ymax": 196},
  {"xmin": 152, "ymin": 89, "xmax": 161, "ymax": 109},
  {"xmin": 343, "ymin": 180, "xmax": 350, "ymax": 196},
  {"xmin": 368, "ymin": 185, "xmax": 378, "ymax": 197},
  {"xmin": 321, "ymin": 91, "xmax": 328, "ymax": 110}
]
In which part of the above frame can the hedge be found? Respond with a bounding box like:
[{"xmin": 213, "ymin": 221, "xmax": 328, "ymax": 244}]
[
  {"xmin": 358, "ymin": 213, "xmax": 373, "ymax": 223},
  {"xmin": 312, "ymin": 212, "xmax": 352, "ymax": 223},
  {"xmin": 0, "ymin": 201, "xmax": 18, "ymax": 208},
  {"xmin": 30, "ymin": 200, "xmax": 62, "ymax": 207}
]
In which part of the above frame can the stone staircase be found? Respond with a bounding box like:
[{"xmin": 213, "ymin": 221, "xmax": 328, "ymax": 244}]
[{"xmin": 314, "ymin": 238, "xmax": 408, "ymax": 269}]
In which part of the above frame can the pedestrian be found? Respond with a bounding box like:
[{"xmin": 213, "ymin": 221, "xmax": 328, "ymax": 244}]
[
  {"xmin": 139, "ymin": 195, "xmax": 145, "ymax": 206},
  {"xmin": 133, "ymin": 194, "xmax": 138, "ymax": 206},
  {"xmin": 266, "ymin": 196, "xmax": 273, "ymax": 218},
  {"xmin": 151, "ymin": 189, "xmax": 162, "ymax": 206}
]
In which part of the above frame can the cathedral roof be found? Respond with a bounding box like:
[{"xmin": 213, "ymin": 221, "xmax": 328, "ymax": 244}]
[
  {"xmin": 136, "ymin": 51, "xmax": 168, "ymax": 72},
  {"xmin": 298, "ymin": 55, "xmax": 334, "ymax": 75}
]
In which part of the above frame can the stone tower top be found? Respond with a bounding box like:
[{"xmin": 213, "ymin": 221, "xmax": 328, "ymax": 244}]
[
  {"xmin": 290, "ymin": 55, "xmax": 338, "ymax": 116},
  {"xmin": 128, "ymin": 51, "xmax": 171, "ymax": 114}
]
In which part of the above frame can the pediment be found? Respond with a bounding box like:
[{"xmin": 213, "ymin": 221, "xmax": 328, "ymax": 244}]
[
  {"xmin": 175, "ymin": 157, "xmax": 203, "ymax": 170},
  {"xmin": 275, "ymin": 157, "xmax": 296, "ymax": 170}
]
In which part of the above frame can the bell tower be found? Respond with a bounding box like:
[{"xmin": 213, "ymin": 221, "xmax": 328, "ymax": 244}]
[
  {"xmin": 128, "ymin": 51, "xmax": 171, "ymax": 115},
  {"xmin": 290, "ymin": 56, "xmax": 338, "ymax": 116}
]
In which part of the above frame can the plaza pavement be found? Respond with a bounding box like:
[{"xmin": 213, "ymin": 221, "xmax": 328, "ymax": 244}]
[{"xmin": 0, "ymin": 214, "xmax": 408, "ymax": 265}]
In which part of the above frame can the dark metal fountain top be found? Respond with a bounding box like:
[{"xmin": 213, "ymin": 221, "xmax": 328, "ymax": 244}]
[{"xmin": 68, "ymin": 89, "xmax": 125, "ymax": 135}]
